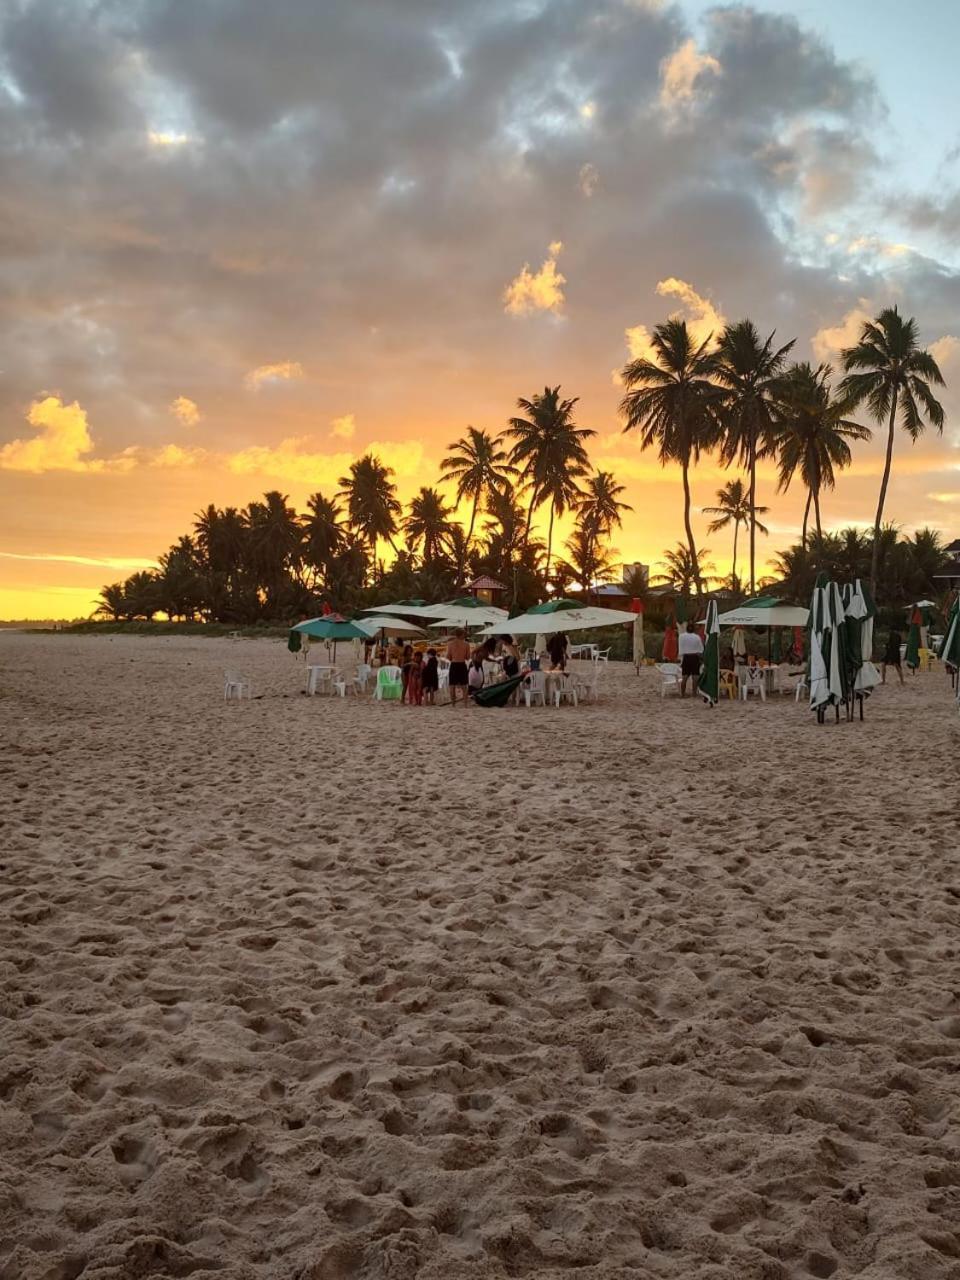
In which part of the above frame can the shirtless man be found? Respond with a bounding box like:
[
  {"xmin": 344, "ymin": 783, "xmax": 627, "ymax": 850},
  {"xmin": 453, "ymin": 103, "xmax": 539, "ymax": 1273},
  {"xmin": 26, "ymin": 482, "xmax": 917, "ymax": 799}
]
[{"xmin": 446, "ymin": 628, "xmax": 471, "ymax": 706}]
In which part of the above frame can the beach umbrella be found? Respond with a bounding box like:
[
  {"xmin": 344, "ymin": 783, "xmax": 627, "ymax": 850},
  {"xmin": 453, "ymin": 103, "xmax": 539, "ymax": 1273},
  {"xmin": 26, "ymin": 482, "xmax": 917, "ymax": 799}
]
[
  {"xmin": 939, "ymin": 596, "xmax": 959, "ymax": 670},
  {"xmin": 846, "ymin": 579, "xmax": 880, "ymax": 694},
  {"xmin": 360, "ymin": 600, "xmax": 438, "ymax": 619},
  {"xmin": 905, "ymin": 607, "xmax": 922, "ymax": 671},
  {"xmin": 421, "ymin": 596, "xmax": 508, "ymax": 619},
  {"xmin": 429, "ymin": 605, "xmax": 511, "ymax": 630},
  {"xmin": 808, "ymin": 575, "xmax": 850, "ymax": 718},
  {"xmin": 291, "ymin": 615, "xmax": 370, "ymax": 661},
  {"xmin": 698, "ymin": 599, "xmax": 720, "ymax": 707},
  {"xmin": 477, "ymin": 604, "xmax": 637, "ymax": 636}
]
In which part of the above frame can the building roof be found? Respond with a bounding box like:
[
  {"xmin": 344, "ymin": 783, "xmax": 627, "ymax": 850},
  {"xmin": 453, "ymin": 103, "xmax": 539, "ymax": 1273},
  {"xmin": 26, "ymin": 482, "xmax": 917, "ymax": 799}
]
[
  {"xmin": 944, "ymin": 539, "xmax": 960, "ymax": 554},
  {"xmin": 466, "ymin": 575, "xmax": 506, "ymax": 591}
]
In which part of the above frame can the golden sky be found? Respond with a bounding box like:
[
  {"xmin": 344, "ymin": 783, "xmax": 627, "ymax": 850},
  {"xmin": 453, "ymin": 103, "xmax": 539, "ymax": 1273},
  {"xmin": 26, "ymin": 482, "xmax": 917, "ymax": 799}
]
[{"xmin": 1, "ymin": 0, "xmax": 958, "ymax": 619}]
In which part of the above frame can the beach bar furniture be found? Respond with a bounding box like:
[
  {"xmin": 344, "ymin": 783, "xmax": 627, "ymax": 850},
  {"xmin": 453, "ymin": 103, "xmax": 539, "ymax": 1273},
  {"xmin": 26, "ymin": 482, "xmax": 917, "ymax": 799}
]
[
  {"xmin": 224, "ymin": 670, "xmax": 252, "ymax": 700},
  {"xmin": 656, "ymin": 663, "xmax": 681, "ymax": 697},
  {"xmin": 374, "ymin": 666, "xmax": 403, "ymax": 701}
]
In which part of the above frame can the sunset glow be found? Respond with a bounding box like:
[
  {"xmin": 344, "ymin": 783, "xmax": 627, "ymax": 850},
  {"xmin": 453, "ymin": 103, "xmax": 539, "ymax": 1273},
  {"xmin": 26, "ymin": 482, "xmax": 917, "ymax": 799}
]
[{"xmin": 1, "ymin": 0, "xmax": 958, "ymax": 619}]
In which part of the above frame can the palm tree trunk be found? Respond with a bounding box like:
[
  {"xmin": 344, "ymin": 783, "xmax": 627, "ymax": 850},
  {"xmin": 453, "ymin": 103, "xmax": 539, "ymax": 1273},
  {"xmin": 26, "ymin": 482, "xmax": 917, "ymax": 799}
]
[
  {"xmin": 813, "ymin": 487, "xmax": 823, "ymax": 540},
  {"xmin": 732, "ymin": 519, "xmax": 739, "ymax": 592},
  {"xmin": 523, "ymin": 487, "xmax": 537, "ymax": 548},
  {"xmin": 748, "ymin": 435, "xmax": 757, "ymax": 595},
  {"xmin": 681, "ymin": 454, "xmax": 702, "ymax": 596},
  {"xmin": 545, "ymin": 504, "xmax": 556, "ymax": 584},
  {"xmin": 801, "ymin": 491, "xmax": 811, "ymax": 549},
  {"xmin": 870, "ymin": 392, "xmax": 899, "ymax": 595}
]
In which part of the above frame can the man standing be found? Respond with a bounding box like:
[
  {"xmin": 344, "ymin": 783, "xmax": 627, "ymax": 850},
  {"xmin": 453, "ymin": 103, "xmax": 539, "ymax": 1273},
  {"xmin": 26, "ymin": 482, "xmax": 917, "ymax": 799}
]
[
  {"xmin": 678, "ymin": 621, "xmax": 704, "ymax": 698},
  {"xmin": 445, "ymin": 628, "xmax": 471, "ymax": 706}
]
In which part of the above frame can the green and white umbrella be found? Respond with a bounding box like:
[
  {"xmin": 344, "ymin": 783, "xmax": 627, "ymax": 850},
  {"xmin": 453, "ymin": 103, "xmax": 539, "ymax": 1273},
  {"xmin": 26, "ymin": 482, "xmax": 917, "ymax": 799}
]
[
  {"xmin": 478, "ymin": 603, "xmax": 637, "ymax": 636},
  {"xmin": 290, "ymin": 615, "xmax": 370, "ymax": 660},
  {"xmin": 809, "ymin": 575, "xmax": 849, "ymax": 716},
  {"xmin": 939, "ymin": 595, "xmax": 960, "ymax": 669},
  {"xmin": 845, "ymin": 579, "xmax": 880, "ymax": 693},
  {"xmin": 698, "ymin": 599, "xmax": 720, "ymax": 706}
]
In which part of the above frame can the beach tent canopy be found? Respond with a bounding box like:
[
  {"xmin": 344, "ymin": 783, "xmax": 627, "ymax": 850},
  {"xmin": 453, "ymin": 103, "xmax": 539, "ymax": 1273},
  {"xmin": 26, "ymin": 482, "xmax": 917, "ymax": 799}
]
[
  {"xmin": 717, "ymin": 597, "xmax": 809, "ymax": 628},
  {"xmin": 479, "ymin": 604, "xmax": 638, "ymax": 636}
]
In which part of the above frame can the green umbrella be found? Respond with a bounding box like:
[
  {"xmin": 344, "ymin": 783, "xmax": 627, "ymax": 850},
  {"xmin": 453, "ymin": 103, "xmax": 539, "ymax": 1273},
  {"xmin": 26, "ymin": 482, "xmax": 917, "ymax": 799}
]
[
  {"xmin": 698, "ymin": 599, "xmax": 720, "ymax": 706},
  {"xmin": 770, "ymin": 627, "xmax": 782, "ymax": 663},
  {"xmin": 527, "ymin": 598, "xmax": 583, "ymax": 615},
  {"xmin": 290, "ymin": 615, "xmax": 370, "ymax": 662},
  {"xmin": 905, "ymin": 608, "xmax": 922, "ymax": 671},
  {"xmin": 809, "ymin": 575, "xmax": 851, "ymax": 719},
  {"xmin": 939, "ymin": 596, "xmax": 960, "ymax": 669}
]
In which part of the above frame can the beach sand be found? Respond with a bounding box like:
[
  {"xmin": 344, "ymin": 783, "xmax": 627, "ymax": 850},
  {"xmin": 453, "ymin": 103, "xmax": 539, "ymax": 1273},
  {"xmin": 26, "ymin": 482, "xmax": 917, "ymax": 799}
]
[{"xmin": 2, "ymin": 632, "xmax": 959, "ymax": 1280}]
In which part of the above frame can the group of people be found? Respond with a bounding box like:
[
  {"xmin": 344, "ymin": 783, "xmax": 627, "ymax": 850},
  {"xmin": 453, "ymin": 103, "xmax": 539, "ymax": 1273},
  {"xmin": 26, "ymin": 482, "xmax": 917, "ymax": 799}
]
[{"xmin": 384, "ymin": 628, "xmax": 569, "ymax": 706}]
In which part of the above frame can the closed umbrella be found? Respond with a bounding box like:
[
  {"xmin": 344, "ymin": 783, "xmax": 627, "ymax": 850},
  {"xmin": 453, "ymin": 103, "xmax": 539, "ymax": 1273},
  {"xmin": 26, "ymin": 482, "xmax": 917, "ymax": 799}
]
[
  {"xmin": 809, "ymin": 575, "xmax": 850, "ymax": 720},
  {"xmin": 698, "ymin": 599, "xmax": 720, "ymax": 707},
  {"xmin": 770, "ymin": 627, "xmax": 782, "ymax": 663},
  {"xmin": 663, "ymin": 606, "xmax": 679, "ymax": 662},
  {"xmin": 847, "ymin": 579, "xmax": 880, "ymax": 694},
  {"xmin": 939, "ymin": 595, "xmax": 960, "ymax": 693},
  {"xmin": 732, "ymin": 626, "xmax": 746, "ymax": 661}
]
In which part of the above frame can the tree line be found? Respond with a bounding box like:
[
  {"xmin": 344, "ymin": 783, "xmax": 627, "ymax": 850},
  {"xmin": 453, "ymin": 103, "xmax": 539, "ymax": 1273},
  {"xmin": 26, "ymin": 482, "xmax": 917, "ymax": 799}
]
[{"xmin": 97, "ymin": 305, "xmax": 948, "ymax": 624}]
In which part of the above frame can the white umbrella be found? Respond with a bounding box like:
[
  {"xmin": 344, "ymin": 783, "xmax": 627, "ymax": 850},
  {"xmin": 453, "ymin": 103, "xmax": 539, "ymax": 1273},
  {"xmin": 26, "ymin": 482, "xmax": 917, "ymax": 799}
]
[
  {"xmin": 360, "ymin": 602, "xmax": 442, "ymax": 619},
  {"xmin": 478, "ymin": 606, "xmax": 637, "ymax": 636},
  {"xmin": 354, "ymin": 615, "xmax": 425, "ymax": 636},
  {"xmin": 428, "ymin": 606, "xmax": 510, "ymax": 630},
  {"xmin": 846, "ymin": 580, "xmax": 880, "ymax": 692}
]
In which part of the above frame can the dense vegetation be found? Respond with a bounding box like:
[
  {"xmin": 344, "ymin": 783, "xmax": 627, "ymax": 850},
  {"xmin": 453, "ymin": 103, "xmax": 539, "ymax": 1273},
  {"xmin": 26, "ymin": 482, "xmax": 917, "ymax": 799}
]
[{"xmin": 96, "ymin": 306, "xmax": 949, "ymax": 625}]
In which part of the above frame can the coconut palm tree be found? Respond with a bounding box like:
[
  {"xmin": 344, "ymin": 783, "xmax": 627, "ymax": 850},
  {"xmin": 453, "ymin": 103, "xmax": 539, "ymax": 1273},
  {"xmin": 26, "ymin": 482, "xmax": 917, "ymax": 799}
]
[
  {"xmin": 772, "ymin": 363, "xmax": 871, "ymax": 546},
  {"xmin": 557, "ymin": 525, "xmax": 617, "ymax": 598},
  {"xmin": 337, "ymin": 453, "xmax": 402, "ymax": 580},
  {"xmin": 702, "ymin": 478, "xmax": 768, "ymax": 593},
  {"xmin": 244, "ymin": 491, "xmax": 303, "ymax": 610},
  {"xmin": 404, "ymin": 486, "xmax": 456, "ymax": 564},
  {"xmin": 656, "ymin": 543, "xmax": 715, "ymax": 596},
  {"xmin": 714, "ymin": 320, "xmax": 795, "ymax": 594},
  {"xmin": 574, "ymin": 470, "xmax": 632, "ymax": 574},
  {"xmin": 96, "ymin": 582, "xmax": 127, "ymax": 621},
  {"xmin": 439, "ymin": 427, "xmax": 515, "ymax": 555},
  {"xmin": 839, "ymin": 306, "xmax": 946, "ymax": 593},
  {"xmin": 505, "ymin": 386, "xmax": 595, "ymax": 578},
  {"xmin": 302, "ymin": 492, "xmax": 345, "ymax": 587},
  {"xmin": 619, "ymin": 319, "xmax": 721, "ymax": 596}
]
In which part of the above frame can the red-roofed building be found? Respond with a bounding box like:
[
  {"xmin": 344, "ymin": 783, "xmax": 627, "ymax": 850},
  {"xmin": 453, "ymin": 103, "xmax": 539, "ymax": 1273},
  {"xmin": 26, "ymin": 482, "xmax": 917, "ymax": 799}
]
[{"xmin": 465, "ymin": 575, "xmax": 506, "ymax": 604}]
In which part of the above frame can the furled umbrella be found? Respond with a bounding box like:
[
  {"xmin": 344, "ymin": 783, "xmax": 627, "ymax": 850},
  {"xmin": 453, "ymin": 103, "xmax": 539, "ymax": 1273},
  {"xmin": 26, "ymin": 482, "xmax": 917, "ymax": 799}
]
[
  {"xmin": 809, "ymin": 574, "xmax": 850, "ymax": 720},
  {"xmin": 698, "ymin": 598, "xmax": 720, "ymax": 707},
  {"xmin": 939, "ymin": 594, "xmax": 960, "ymax": 693},
  {"xmin": 847, "ymin": 579, "xmax": 880, "ymax": 694},
  {"xmin": 662, "ymin": 604, "xmax": 679, "ymax": 663}
]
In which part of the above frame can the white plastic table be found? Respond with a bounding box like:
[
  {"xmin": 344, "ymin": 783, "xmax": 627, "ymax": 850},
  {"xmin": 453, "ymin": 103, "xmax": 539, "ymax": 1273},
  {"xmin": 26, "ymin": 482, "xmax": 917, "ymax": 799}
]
[{"xmin": 306, "ymin": 665, "xmax": 335, "ymax": 695}]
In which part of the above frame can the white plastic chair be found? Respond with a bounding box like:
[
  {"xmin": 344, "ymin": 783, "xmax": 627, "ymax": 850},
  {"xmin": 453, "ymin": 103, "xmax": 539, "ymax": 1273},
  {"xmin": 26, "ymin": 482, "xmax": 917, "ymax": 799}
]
[
  {"xmin": 523, "ymin": 670, "xmax": 546, "ymax": 707},
  {"xmin": 224, "ymin": 671, "xmax": 251, "ymax": 700},
  {"xmin": 554, "ymin": 675, "xmax": 579, "ymax": 708},
  {"xmin": 792, "ymin": 674, "xmax": 808, "ymax": 702},
  {"xmin": 306, "ymin": 665, "xmax": 334, "ymax": 696},
  {"xmin": 596, "ymin": 648, "xmax": 611, "ymax": 665},
  {"xmin": 656, "ymin": 663, "xmax": 681, "ymax": 697},
  {"xmin": 740, "ymin": 667, "xmax": 766, "ymax": 701},
  {"xmin": 374, "ymin": 665, "xmax": 403, "ymax": 701},
  {"xmin": 353, "ymin": 663, "xmax": 372, "ymax": 694},
  {"xmin": 333, "ymin": 674, "xmax": 348, "ymax": 697}
]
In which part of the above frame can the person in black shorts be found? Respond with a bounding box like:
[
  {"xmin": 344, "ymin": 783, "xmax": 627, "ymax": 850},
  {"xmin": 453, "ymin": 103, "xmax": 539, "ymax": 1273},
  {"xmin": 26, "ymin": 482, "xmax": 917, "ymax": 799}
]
[
  {"xmin": 678, "ymin": 621, "xmax": 704, "ymax": 697},
  {"xmin": 446, "ymin": 628, "xmax": 471, "ymax": 706},
  {"xmin": 882, "ymin": 629, "xmax": 903, "ymax": 685}
]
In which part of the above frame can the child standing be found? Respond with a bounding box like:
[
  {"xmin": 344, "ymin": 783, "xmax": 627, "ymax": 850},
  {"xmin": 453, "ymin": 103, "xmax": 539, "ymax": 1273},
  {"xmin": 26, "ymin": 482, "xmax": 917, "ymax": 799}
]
[
  {"xmin": 421, "ymin": 648, "xmax": 439, "ymax": 705},
  {"xmin": 407, "ymin": 650, "xmax": 424, "ymax": 705}
]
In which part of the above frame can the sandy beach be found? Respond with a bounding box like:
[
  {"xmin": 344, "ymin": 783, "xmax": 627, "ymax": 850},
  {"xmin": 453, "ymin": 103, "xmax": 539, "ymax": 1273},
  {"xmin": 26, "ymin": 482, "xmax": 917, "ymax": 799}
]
[{"xmin": 2, "ymin": 632, "xmax": 959, "ymax": 1280}]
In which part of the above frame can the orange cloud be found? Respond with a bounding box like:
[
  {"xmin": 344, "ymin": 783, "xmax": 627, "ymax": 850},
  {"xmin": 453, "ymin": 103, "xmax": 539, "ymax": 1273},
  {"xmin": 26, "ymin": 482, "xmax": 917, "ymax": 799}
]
[
  {"xmin": 619, "ymin": 277, "xmax": 726, "ymax": 376},
  {"xmin": 811, "ymin": 303, "xmax": 872, "ymax": 363},
  {"xmin": 227, "ymin": 436, "xmax": 425, "ymax": 487},
  {"xmin": 150, "ymin": 444, "xmax": 208, "ymax": 468},
  {"xmin": 330, "ymin": 413, "xmax": 356, "ymax": 440},
  {"xmin": 170, "ymin": 395, "xmax": 201, "ymax": 426},
  {"xmin": 0, "ymin": 396, "xmax": 125, "ymax": 474},
  {"xmin": 503, "ymin": 241, "xmax": 566, "ymax": 316},
  {"xmin": 659, "ymin": 39, "xmax": 721, "ymax": 115}
]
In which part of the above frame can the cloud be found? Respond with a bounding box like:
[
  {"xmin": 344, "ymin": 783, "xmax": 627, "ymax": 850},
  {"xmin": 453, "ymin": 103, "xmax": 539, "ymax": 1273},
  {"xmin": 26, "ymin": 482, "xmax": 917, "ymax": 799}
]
[
  {"xmin": 930, "ymin": 335, "xmax": 960, "ymax": 371},
  {"xmin": 1, "ymin": 396, "xmax": 103, "ymax": 473},
  {"xmin": 148, "ymin": 130, "xmax": 195, "ymax": 148},
  {"xmin": 659, "ymin": 38, "xmax": 721, "ymax": 115},
  {"xmin": 330, "ymin": 413, "xmax": 355, "ymax": 440},
  {"xmin": 244, "ymin": 361, "xmax": 304, "ymax": 390},
  {"xmin": 503, "ymin": 241, "xmax": 566, "ymax": 316},
  {"xmin": 0, "ymin": 550, "xmax": 157, "ymax": 570},
  {"xmin": 811, "ymin": 303, "xmax": 873, "ymax": 363},
  {"xmin": 169, "ymin": 395, "xmax": 201, "ymax": 426},
  {"xmin": 227, "ymin": 436, "xmax": 425, "ymax": 487},
  {"xmin": 150, "ymin": 444, "xmax": 207, "ymax": 468},
  {"xmin": 578, "ymin": 163, "xmax": 599, "ymax": 198}
]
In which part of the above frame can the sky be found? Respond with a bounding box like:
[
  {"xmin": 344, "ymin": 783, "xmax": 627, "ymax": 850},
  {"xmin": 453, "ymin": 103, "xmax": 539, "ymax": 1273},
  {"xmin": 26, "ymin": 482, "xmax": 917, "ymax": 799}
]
[{"xmin": 1, "ymin": 0, "xmax": 959, "ymax": 619}]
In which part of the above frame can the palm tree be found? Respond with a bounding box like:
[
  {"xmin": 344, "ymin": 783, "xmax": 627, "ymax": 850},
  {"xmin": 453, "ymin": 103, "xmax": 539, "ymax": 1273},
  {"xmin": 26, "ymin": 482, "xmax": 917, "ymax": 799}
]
[
  {"xmin": 656, "ymin": 542, "xmax": 715, "ymax": 596},
  {"xmin": 619, "ymin": 319, "xmax": 721, "ymax": 596},
  {"xmin": 839, "ymin": 306, "xmax": 946, "ymax": 593},
  {"xmin": 302, "ymin": 492, "xmax": 345, "ymax": 587},
  {"xmin": 772, "ymin": 363, "xmax": 871, "ymax": 546},
  {"xmin": 702, "ymin": 478, "xmax": 768, "ymax": 593},
  {"xmin": 244, "ymin": 491, "xmax": 303, "ymax": 608},
  {"xmin": 338, "ymin": 453, "xmax": 402, "ymax": 580},
  {"xmin": 558, "ymin": 525, "xmax": 617, "ymax": 598},
  {"xmin": 714, "ymin": 321, "xmax": 795, "ymax": 593},
  {"xmin": 96, "ymin": 582, "xmax": 127, "ymax": 621},
  {"xmin": 404, "ymin": 486, "xmax": 456, "ymax": 564},
  {"xmin": 505, "ymin": 386, "xmax": 595, "ymax": 579},
  {"xmin": 574, "ymin": 470, "xmax": 632, "ymax": 576},
  {"xmin": 439, "ymin": 427, "xmax": 515, "ymax": 556}
]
